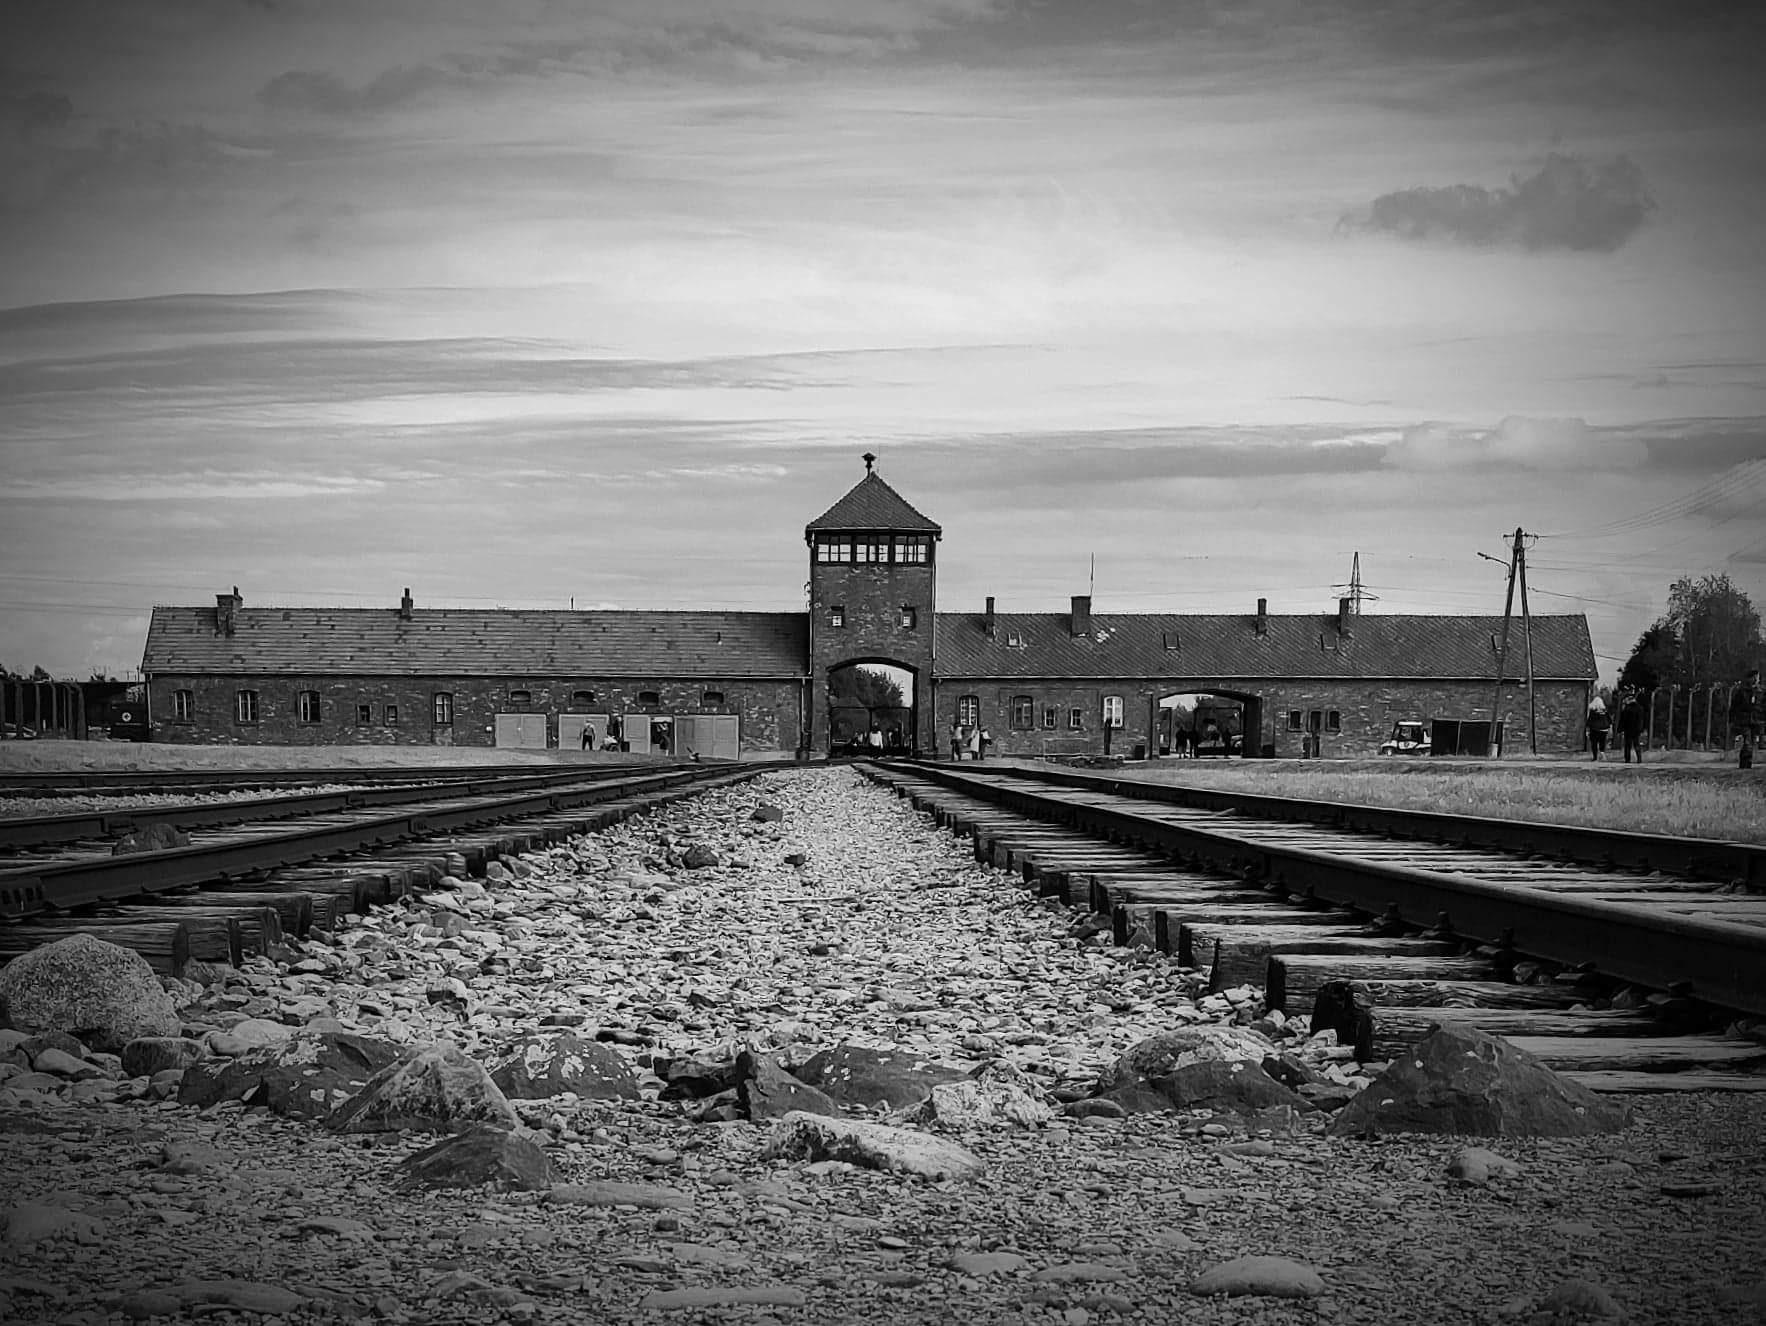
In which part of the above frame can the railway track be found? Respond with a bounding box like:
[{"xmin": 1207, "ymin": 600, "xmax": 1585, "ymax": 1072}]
[
  {"xmin": 863, "ymin": 760, "xmax": 1766, "ymax": 1093},
  {"xmin": 0, "ymin": 763, "xmax": 572, "ymax": 798},
  {"xmin": 0, "ymin": 762, "xmax": 760, "ymax": 974}
]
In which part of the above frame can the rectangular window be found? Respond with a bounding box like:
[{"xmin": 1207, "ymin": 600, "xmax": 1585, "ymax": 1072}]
[
  {"xmin": 1067, "ymin": 707, "xmax": 1084, "ymax": 731},
  {"xmin": 356, "ymin": 703, "xmax": 372, "ymax": 724},
  {"xmin": 1308, "ymin": 710, "xmax": 1324, "ymax": 732},
  {"xmin": 956, "ymin": 695, "xmax": 980, "ymax": 727},
  {"xmin": 895, "ymin": 536, "xmax": 928, "ymax": 564},
  {"xmin": 1010, "ymin": 695, "xmax": 1034, "ymax": 729},
  {"xmin": 638, "ymin": 690, "xmax": 660, "ymax": 706},
  {"xmin": 508, "ymin": 689, "xmax": 533, "ymax": 705},
  {"xmin": 1327, "ymin": 710, "xmax": 1341, "ymax": 734},
  {"xmin": 1103, "ymin": 695, "xmax": 1124, "ymax": 729},
  {"xmin": 1041, "ymin": 705, "xmax": 1058, "ymax": 730},
  {"xmin": 829, "ymin": 605, "xmax": 845, "ymax": 628},
  {"xmin": 433, "ymin": 692, "xmax": 454, "ymax": 725},
  {"xmin": 297, "ymin": 691, "xmax": 321, "ymax": 724},
  {"xmin": 702, "ymin": 690, "xmax": 724, "ymax": 705},
  {"xmin": 1287, "ymin": 710, "xmax": 1302, "ymax": 732},
  {"xmin": 816, "ymin": 535, "xmax": 853, "ymax": 563},
  {"xmin": 571, "ymin": 689, "xmax": 595, "ymax": 706},
  {"xmin": 235, "ymin": 690, "xmax": 259, "ymax": 724},
  {"xmin": 899, "ymin": 606, "xmax": 917, "ymax": 630},
  {"xmin": 855, "ymin": 538, "xmax": 887, "ymax": 563},
  {"xmin": 171, "ymin": 689, "xmax": 194, "ymax": 722},
  {"xmin": 384, "ymin": 704, "xmax": 399, "ymax": 725}
]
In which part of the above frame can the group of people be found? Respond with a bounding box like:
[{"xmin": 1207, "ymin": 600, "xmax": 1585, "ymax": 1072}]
[
  {"xmin": 949, "ymin": 721, "xmax": 991, "ymax": 761},
  {"xmin": 1586, "ymin": 668, "xmax": 1763, "ymax": 765}
]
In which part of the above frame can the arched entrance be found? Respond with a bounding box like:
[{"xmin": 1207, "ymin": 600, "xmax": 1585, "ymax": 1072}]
[
  {"xmin": 1155, "ymin": 688, "xmax": 1265, "ymax": 758},
  {"xmin": 826, "ymin": 660, "xmax": 917, "ymax": 756}
]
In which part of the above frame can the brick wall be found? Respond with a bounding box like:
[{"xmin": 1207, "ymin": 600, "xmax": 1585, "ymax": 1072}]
[
  {"xmin": 936, "ymin": 676, "xmax": 1592, "ymax": 759},
  {"xmin": 146, "ymin": 675, "xmax": 804, "ymax": 752}
]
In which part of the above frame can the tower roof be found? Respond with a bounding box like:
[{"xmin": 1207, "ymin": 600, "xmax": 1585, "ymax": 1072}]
[{"xmin": 805, "ymin": 461, "xmax": 941, "ymax": 536}]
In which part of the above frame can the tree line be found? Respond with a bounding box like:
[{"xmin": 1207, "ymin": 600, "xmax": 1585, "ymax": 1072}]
[{"xmin": 1617, "ymin": 573, "xmax": 1762, "ymax": 745}]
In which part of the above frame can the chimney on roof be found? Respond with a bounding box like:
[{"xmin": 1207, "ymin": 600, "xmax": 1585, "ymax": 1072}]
[
  {"xmin": 1071, "ymin": 594, "xmax": 1091, "ymax": 637},
  {"xmin": 215, "ymin": 586, "xmax": 241, "ymax": 637},
  {"xmin": 399, "ymin": 587, "xmax": 414, "ymax": 621},
  {"xmin": 984, "ymin": 596, "xmax": 995, "ymax": 637},
  {"xmin": 1337, "ymin": 597, "xmax": 1352, "ymax": 636},
  {"xmin": 1255, "ymin": 597, "xmax": 1268, "ymax": 636}
]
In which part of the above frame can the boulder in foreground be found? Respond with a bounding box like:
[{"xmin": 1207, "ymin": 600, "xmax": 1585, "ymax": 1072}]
[
  {"xmin": 1328, "ymin": 1024, "xmax": 1630, "ymax": 1138},
  {"xmin": 761, "ymin": 1110, "xmax": 983, "ymax": 1180},
  {"xmin": 329, "ymin": 1042, "xmax": 517, "ymax": 1134},
  {"xmin": 0, "ymin": 935, "xmax": 179, "ymax": 1052}
]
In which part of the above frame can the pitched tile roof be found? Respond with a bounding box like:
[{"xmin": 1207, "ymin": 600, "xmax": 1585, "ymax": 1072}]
[
  {"xmin": 142, "ymin": 608, "xmax": 809, "ymax": 677},
  {"xmin": 934, "ymin": 611, "xmax": 1596, "ymax": 681},
  {"xmin": 804, "ymin": 471, "xmax": 942, "ymax": 535}
]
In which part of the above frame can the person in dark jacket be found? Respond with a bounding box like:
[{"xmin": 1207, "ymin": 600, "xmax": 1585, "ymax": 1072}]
[
  {"xmin": 1585, "ymin": 698, "xmax": 1611, "ymax": 761},
  {"xmin": 1617, "ymin": 690, "xmax": 1645, "ymax": 763}
]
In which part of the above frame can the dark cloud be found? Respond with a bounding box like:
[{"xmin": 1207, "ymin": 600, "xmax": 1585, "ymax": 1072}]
[
  {"xmin": 1347, "ymin": 153, "xmax": 1656, "ymax": 252},
  {"xmin": 258, "ymin": 65, "xmax": 455, "ymax": 114}
]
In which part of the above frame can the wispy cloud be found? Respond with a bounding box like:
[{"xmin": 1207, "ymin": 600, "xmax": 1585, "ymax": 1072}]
[{"xmin": 1384, "ymin": 416, "xmax": 1649, "ymax": 472}]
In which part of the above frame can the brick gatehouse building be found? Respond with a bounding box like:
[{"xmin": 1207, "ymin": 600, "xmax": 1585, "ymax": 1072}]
[{"xmin": 140, "ymin": 457, "xmax": 1597, "ymax": 758}]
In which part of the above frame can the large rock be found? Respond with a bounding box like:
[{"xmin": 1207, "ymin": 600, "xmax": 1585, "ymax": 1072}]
[
  {"xmin": 1328, "ymin": 1025, "xmax": 1630, "ymax": 1138},
  {"xmin": 329, "ymin": 1042, "xmax": 517, "ymax": 1134},
  {"xmin": 909, "ymin": 1061, "xmax": 1053, "ymax": 1130},
  {"xmin": 393, "ymin": 1125, "xmax": 557, "ymax": 1192},
  {"xmin": 490, "ymin": 1031, "xmax": 639, "ymax": 1100},
  {"xmin": 1103, "ymin": 1059, "xmax": 1310, "ymax": 1116},
  {"xmin": 794, "ymin": 1044, "xmax": 969, "ymax": 1110},
  {"xmin": 1095, "ymin": 1026, "xmax": 1274, "ymax": 1093},
  {"xmin": 0, "ymin": 935, "xmax": 179, "ymax": 1053},
  {"xmin": 736, "ymin": 1049, "xmax": 841, "ymax": 1121},
  {"xmin": 760, "ymin": 1110, "xmax": 983, "ymax": 1181},
  {"xmin": 178, "ymin": 1030, "xmax": 407, "ymax": 1118}
]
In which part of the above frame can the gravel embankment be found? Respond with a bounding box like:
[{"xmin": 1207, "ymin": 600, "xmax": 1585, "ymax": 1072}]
[{"xmin": 3, "ymin": 766, "xmax": 1764, "ymax": 1325}]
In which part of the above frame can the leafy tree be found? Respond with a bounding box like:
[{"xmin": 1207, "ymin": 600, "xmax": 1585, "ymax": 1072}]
[
  {"xmin": 828, "ymin": 665, "xmax": 905, "ymax": 710},
  {"xmin": 1666, "ymin": 572, "xmax": 1763, "ymax": 686},
  {"xmin": 1619, "ymin": 623, "xmax": 1679, "ymax": 693}
]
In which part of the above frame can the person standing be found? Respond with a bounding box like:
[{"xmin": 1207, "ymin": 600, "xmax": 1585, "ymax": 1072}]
[
  {"xmin": 1585, "ymin": 698, "xmax": 1610, "ymax": 761},
  {"xmin": 979, "ymin": 726, "xmax": 991, "ymax": 761},
  {"xmin": 1736, "ymin": 668, "xmax": 1763, "ymax": 768},
  {"xmin": 1617, "ymin": 690, "xmax": 1645, "ymax": 764},
  {"xmin": 580, "ymin": 723, "xmax": 594, "ymax": 752},
  {"xmin": 950, "ymin": 719, "xmax": 963, "ymax": 762},
  {"xmin": 968, "ymin": 725, "xmax": 982, "ymax": 761}
]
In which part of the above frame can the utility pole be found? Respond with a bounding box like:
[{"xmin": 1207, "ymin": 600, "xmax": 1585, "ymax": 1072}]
[
  {"xmin": 1487, "ymin": 528, "xmax": 1523, "ymax": 758},
  {"xmin": 1518, "ymin": 531, "xmax": 1537, "ymax": 754}
]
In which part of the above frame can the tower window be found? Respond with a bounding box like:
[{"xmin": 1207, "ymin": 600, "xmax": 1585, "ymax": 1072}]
[
  {"xmin": 895, "ymin": 536, "xmax": 928, "ymax": 564},
  {"xmin": 829, "ymin": 605, "xmax": 845, "ymax": 628},
  {"xmin": 899, "ymin": 605, "xmax": 917, "ymax": 629},
  {"xmin": 815, "ymin": 535, "xmax": 853, "ymax": 563},
  {"xmin": 855, "ymin": 538, "xmax": 888, "ymax": 563}
]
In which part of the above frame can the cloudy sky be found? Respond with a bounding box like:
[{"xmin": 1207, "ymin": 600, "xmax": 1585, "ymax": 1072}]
[{"xmin": 2, "ymin": 0, "xmax": 1763, "ymax": 682}]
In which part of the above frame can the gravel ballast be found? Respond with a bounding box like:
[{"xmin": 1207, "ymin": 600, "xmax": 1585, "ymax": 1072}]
[{"xmin": 2, "ymin": 765, "xmax": 1764, "ymax": 1325}]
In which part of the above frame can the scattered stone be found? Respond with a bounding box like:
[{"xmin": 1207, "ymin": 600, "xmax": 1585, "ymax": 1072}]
[
  {"xmin": 161, "ymin": 1140, "xmax": 236, "ymax": 1174},
  {"xmin": 329, "ymin": 1041, "xmax": 517, "ymax": 1133},
  {"xmin": 0, "ymin": 935, "xmax": 180, "ymax": 1052},
  {"xmin": 203, "ymin": 1017, "xmax": 294, "ymax": 1057},
  {"xmin": 1327, "ymin": 1026, "xmax": 1631, "ymax": 1137},
  {"xmin": 681, "ymin": 845, "xmax": 721, "ymax": 869},
  {"xmin": 951, "ymin": 1251, "xmax": 1031, "ymax": 1276},
  {"xmin": 761, "ymin": 1109, "xmax": 984, "ymax": 1181},
  {"xmin": 639, "ymin": 1286, "xmax": 808, "ymax": 1310},
  {"xmin": 31, "ymin": 1046, "xmax": 102, "ymax": 1079},
  {"xmin": 2, "ymin": 1203, "xmax": 107, "ymax": 1246},
  {"xmin": 1190, "ymin": 1255, "xmax": 1325, "ymax": 1299},
  {"xmin": 1536, "ymin": 1277, "xmax": 1623, "ymax": 1318},
  {"xmin": 121, "ymin": 1037, "xmax": 206, "ymax": 1078},
  {"xmin": 795, "ymin": 1043, "xmax": 970, "ymax": 1110},
  {"xmin": 1096, "ymin": 1026, "xmax": 1273, "ymax": 1092},
  {"xmin": 1447, "ymin": 1146, "xmax": 1521, "ymax": 1185},
  {"xmin": 737, "ymin": 1048, "xmax": 841, "ymax": 1120},
  {"xmin": 751, "ymin": 803, "xmax": 785, "ymax": 822},
  {"xmin": 910, "ymin": 1060, "xmax": 1054, "ymax": 1129},
  {"xmin": 395, "ymin": 1124, "xmax": 557, "ymax": 1192},
  {"xmin": 490, "ymin": 1030, "xmax": 640, "ymax": 1100},
  {"xmin": 1032, "ymin": 1263, "xmax": 1129, "ymax": 1283},
  {"xmin": 546, "ymin": 1181, "xmax": 695, "ymax": 1212}
]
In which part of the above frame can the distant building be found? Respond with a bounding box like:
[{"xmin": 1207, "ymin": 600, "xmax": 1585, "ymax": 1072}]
[{"xmin": 140, "ymin": 458, "xmax": 1596, "ymax": 757}]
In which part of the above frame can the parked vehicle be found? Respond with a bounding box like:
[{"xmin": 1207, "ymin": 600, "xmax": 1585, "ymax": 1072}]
[{"xmin": 1380, "ymin": 720, "xmax": 1429, "ymax": 755}]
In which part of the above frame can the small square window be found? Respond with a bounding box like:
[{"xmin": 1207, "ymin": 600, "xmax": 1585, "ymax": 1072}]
[
  {"xmin": 572, "ymin": 689, "xmax": 595, "ymax": 706},
  {"xmin": 829, "ymin": 605, "xmax": 845, "ymax": 628},
  {"xmin": 509, "ymin": 689, "xmax": 533, "ymax": 705},
  {"xmin": 638, "ymin": 690, "xmax": 660, "ymax": 706},
  {"xmin": 899, "ymin": 606, "xmax": 917, "ymax": 630},
  {"xmin": 1006, "ymin": 630, "xmax": 1025, "ymax": 648},
  {"xmin": 384, "ymin": 704, "xmax": 399, "ymax": 725},
  {"xmin": 1287, "ymin": 710, "xmax": 1303, "ymax": 732},
  {"xmin": 702, "ymin": 690, "xmax": 725, "ymax": 705},
  {"xmin": 356, "ymin": 703, "xmax": 372, "ymax": 724},
  {"xmin": 1327, "ymin": 710, "xmax": 1341, "ymax": 734},
  {"xmin": 1067, "ymin": 707, "xmax": 1084, "ymax": 731}
]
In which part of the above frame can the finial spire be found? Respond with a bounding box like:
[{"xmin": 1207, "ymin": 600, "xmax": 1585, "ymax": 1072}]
[{"xmin": 862, "ymin": 451, "xmax": 876, "ymax": 473}]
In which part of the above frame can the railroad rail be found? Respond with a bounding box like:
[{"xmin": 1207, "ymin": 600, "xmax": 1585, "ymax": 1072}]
[
  {"xmin": 863, "ymin": 760, "xmax": 1766, "ymax": 1091},
  {"xmin": 0, "ymin": 765, "xmax": 669, "ymax": 852},
  {"xmin": 0, "ymin": 762, "xmax": 614, "ymax": 798}
]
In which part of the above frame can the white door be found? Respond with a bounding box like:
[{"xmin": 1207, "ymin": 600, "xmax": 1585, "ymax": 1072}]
[
  {"xmin": 619, "ymin": 714, "xmax": 649, "ymax": 754},
  {"xmin": 494, "ymin": 714, "xmax": 548, "ymax": 749}
]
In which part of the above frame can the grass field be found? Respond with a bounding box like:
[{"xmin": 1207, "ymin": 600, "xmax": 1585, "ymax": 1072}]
[{"xmin": 1103, "ymin": 756, "xmax": 1766, "ymax": 844}]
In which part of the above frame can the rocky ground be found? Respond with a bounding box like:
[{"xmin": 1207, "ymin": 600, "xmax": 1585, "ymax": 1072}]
[{"xmin": 3, "ymin": 766, "xmax": 1765, "ymax": 1325}]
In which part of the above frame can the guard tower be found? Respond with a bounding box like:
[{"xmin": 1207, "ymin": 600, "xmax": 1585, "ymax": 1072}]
[{"xmin": 805, "ymin": 454, "xmax": 941, "ymax": 754}]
